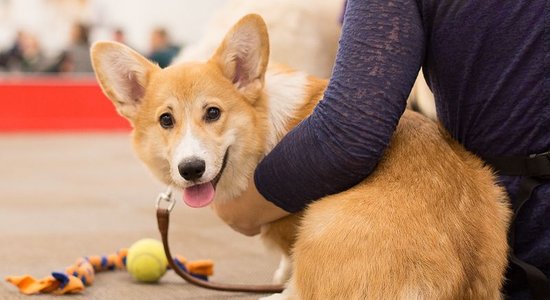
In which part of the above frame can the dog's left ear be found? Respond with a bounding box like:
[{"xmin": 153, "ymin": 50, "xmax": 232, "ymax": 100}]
[{"xmin": 210, "ymin": 14, "xmax": 270, "ymax": 101}]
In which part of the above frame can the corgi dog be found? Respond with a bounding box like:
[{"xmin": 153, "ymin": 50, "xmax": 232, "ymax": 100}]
[{"xmin": 91, "ymin": 14, "xmax": 510, "ymax": 299}]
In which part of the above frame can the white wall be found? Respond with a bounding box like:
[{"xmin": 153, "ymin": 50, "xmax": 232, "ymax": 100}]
[{"xmin": 0, "ymin": 0, "xmax": 226, "ymax": 56}]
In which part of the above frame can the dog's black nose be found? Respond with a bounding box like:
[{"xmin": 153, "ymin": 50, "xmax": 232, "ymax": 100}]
[{"xmin": 178, "ymin": 159, "xmax": 206, "ymax": 181}]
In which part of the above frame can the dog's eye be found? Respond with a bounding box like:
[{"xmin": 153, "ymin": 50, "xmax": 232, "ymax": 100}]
[
  {"xmin": 205, "ymin": 107, "xmax": 221, "ymax": 122},
  {"xmin": 159, "ymin": 113, "xmax": 174, "ymax": 129}
]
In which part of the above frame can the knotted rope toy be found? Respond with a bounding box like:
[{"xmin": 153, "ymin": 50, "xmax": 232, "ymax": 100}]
[{"xmin": 5, "ymin": 239, "xmax": 214, "ymax": 295}]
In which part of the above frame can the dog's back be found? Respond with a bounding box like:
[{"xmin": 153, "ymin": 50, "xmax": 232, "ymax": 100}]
[{"xmin": 268, "ymin": 111, "xmax": 510, "ymax": 299}]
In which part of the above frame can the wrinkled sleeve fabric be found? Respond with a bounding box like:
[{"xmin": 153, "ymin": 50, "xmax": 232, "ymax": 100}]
[{"xmin": 254, "ymin": 0, "xmax": 425, "ymax": 213}]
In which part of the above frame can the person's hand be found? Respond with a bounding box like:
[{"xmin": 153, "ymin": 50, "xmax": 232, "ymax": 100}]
[{"xmin": 212, "ymin": 177, "xmax": 290, "ymax": 236}]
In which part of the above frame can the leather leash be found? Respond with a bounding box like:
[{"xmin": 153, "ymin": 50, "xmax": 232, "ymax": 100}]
[{"xmin": 155, "ymin": 188, "xmax": 285, "ymax": 293}]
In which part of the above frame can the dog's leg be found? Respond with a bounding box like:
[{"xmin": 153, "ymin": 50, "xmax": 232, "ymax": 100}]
[
  {"xmin": 260, "ymin": 277, "xmax": 299, "ymax": 300},
  {"xmin": 261, "ymin": 215, "xmax": 301, "ymax": 285},
  {"xmin": 272, "ymin": 254, "xmax": 292, "ymax": 284}
]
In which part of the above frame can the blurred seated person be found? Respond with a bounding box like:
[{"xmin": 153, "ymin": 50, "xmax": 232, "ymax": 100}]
[
  {"xmin": 148, "ymin": 28, "xmax": 180, "ymax": 68},
  {"xmin": 0, "ymin": 31, "xmax": 23, "ymax": 71},
  {"xmin": 0, "ymin": 31, "xmax": 47, "ymax": 72},
  {"xmin": 113, "ymin": 28, "xmax": 126, "ymax": 44},
  {"xmin": 50, "ymin": 23, "xmax": 93, "ymax": 73}
]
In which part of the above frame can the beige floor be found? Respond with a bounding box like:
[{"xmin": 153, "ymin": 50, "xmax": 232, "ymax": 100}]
[{"xmin": 0, "ymin": 133, "xmax": 280, "ymax": 300}]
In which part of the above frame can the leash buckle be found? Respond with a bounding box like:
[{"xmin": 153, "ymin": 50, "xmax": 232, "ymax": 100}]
[
  {"xmin": 529, "ymin": 150, "xmax": 550, "ymax": 180},
  {"xmin": 155, "ymin": 188, "xmax": 175, "ymax": 212},
  {"xmin": 529, "ymin": 150, "xmax": 550, "ymax": 159}
]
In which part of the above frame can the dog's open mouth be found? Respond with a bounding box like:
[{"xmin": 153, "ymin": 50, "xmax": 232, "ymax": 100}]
[{"xmin": 182, "ymin": 148, "xmax": 229, "ymax": 208}]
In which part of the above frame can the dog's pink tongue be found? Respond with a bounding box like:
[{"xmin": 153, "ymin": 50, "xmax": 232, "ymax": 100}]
[{"xmin": 183, "ymin": 182, "xmax": 215, "ymax": 208}]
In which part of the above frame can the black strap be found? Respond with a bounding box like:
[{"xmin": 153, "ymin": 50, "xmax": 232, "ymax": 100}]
[
  {"xmin": 484, "ymin": 151, "xmax": 550, "ymax": 178},
  {"xmin": 484, "ymin": 151, "xmax": 550, "ymax": 300},
  {"xmin": 507, "ymin": 177, "xmax": 550, "ymax": 300}
]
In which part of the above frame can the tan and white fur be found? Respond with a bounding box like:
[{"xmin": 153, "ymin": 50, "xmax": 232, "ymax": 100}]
[{"xmin": 92, "ymin": 14, "xmax": 510, "ymax": 299}]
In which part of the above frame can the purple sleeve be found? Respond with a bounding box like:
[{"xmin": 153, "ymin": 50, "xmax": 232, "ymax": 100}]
[{"xmin": 254, "ymin": 0, "xmax": 425, "ymax": 212}]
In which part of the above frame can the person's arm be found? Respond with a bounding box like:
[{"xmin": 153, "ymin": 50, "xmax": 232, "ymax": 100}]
[
  {"xmin": 256, "ymin": 0, "xmax": 425, "ymax": 212},
  {"xmin": 215, "ymin": 0, "xmax": 425, "ymax": 235}
]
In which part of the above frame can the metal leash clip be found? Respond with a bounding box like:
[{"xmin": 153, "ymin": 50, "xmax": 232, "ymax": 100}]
[{"xmin": 155, "ymin": 188, "xmax": 175, "ymax": 212}]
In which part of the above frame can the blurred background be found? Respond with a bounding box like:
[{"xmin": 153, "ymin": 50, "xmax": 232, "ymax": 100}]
[
  {"xmin": 0, "ymin": 0, "xmax": 227, "ymax": 132},
  {"xmin": 0, "ymin": 0, "xmax": 224, "ymax": 72},
  {"xmin": 0, "ymin": 0, "xmax": 345, "ymax": 132}
]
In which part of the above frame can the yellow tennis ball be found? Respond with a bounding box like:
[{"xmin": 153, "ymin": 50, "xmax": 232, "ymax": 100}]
[{"xmin": 127, "ymin": 238, "xmax": 168, "ymax": 283}]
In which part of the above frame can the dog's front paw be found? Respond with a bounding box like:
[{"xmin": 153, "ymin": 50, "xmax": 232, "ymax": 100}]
[
  {"xmin": 272, "ymin": 255, "xmax": 292, "ymax": 284},
  {"xmin": 272, "ymin": 267, "xmax": 290, "ymax": 285},
  {"xmin": 259, "ymin": 292, "xmax": 287, "ymax": 300},
  {"xmin": 261, "ymin": 278, "xmax": 298, "ymax": 300}
]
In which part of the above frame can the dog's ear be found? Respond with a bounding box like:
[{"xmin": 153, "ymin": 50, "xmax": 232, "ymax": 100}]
[
  {"xmin": 210, "ymin": 14, "xmax": 270, "ymax": 101},
  {"xmin": 91, "ymin": 41, "xmax": 159, "ymax": 122}
]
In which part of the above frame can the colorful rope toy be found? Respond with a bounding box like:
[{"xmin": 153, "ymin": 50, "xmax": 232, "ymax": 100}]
[{"xmin": 5, "ymin": 242, "xmax": 213, "ymax": 295}]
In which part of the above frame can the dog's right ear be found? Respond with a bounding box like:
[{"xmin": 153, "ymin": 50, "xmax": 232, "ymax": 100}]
[
  {"xmin": 91, "ymin": 41, "xmax": 159, "ymax": 122},
  {"xmin": 210, "ymin": 14, "xmax": 269, "ymax": 102}
]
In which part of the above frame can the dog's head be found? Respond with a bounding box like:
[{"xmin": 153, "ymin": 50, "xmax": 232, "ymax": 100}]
[{"xmin": 91, "ymin": 14, "xmax": 270, "ymax": 207}]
